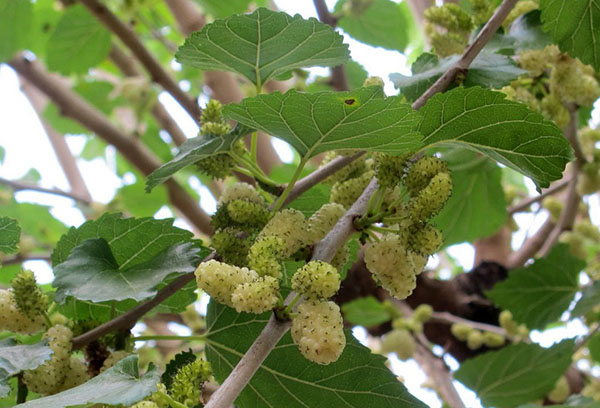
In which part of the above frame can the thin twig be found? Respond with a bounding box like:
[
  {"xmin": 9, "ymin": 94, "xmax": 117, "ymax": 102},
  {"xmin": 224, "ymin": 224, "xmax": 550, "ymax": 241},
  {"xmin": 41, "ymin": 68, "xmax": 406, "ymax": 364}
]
[
  {"xmin": 506, "ymin": 218, "xmax": 555, "ymax": 269},
  {"xmin": 431, "ymin": 311, "xmax": 506, "ymax": 336},
  {"xmin": 0, "ymin": 177, "xmax": 91, "ymax": 205},
  {"xmin": 411, "ymin": 0, "xmax": 520, "ymax": 110},
  {"xmin": 1, "ymin": 253, "xmax": 52, "ymax": 266},
  {"xmin": 9, "ymin": 55, "xmax": 212, "ymax": 235},
  {"xmin": 71, "ymin": 252, "xmax": 215, "ymax": 349},
  {"xmin": 79, "ymin": 0, "xmax": 201, "ymax": 120},
  {"xmin": 279, "ymin": 152, "xmax": 366, "ymax": 208},
  {"xmin": 508, "ymin": 177, "xmax": 571, "ymax": 215}
]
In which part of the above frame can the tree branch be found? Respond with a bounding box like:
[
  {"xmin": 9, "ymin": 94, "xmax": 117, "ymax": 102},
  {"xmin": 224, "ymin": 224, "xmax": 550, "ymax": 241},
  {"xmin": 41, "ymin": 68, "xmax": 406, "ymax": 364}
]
[
  {"xmin": 79, "ymin": 0, "xmax": 201, "ymax": 121},
  {"xmin": 108, "ymin": 45, "xmax": 188, "ymax": 146},
  {"xmin": 1, "ymin": 253, "xmax": 52, "ymax": 266},
  {"xmin": 71, "ymin": 252, "xmax": 215, "ymax": 349},
  {"xmin": 508, "ymin": 177, "xmax": 571, "ymax": 215},
  {"xmin": 506, "ymin": 218, "xmax": 555, "ymax": 268},
  {"xmin": 18, "ymin": 78, "xmax": 93, "ymax": 204},
  {"xmin": 411, "ymin": 0, "xmax": 520, "ymax": 110},
  {"xmin": 9, "ymin": 55, "xmax": 213, "ymax": 235},
  {"xmin": 431, "ymin": 311, "xmax": 506, "ymax": 336},
  {"xmin": 0, "ymin": 177, "xmax": 91, "ymax": 205}
]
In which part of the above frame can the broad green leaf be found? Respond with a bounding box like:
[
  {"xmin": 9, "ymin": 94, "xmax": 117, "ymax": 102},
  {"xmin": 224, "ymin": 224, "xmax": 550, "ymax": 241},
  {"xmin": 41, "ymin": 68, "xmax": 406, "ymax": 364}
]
[
  {"xmin": 145, "ymin": 125, "xmax": 247, "ymax": 191},
  {"xmin": 51, "ymin": 213, "xmax": 194, "ymax": 267},
  {"xmin": 46, "ymin": 4, "xmax": 111, "ymax": 74},
  {"xmin": 455, "ymin": 340, "xmax": 574, "ymax": 408},
  {"xmin": 540, "ymin": 0, "xmax": 600, "ymax": 70},
  {"xmin": 53, "ymin": 238, "xmax": 201, "ymax": 303},
  {"xmin": 509, "ymin": 10, "xmax": 553, "ymax": 51},
  {"xmin": 16, "ymin": 355, "xmax": 160, "ymax": 408},
  {"xmin": 0, "ymin": 217, "xmax": 20, "ymax": 254},
  {"xmin": 0, "ymin": 202, "xmax": 67, "ymax": 246},
  {"xmin": 176, "ymin": 8, "xmax": 350, "ymax": 88},
  {"xmin": 433, "ymin": 150, "xmax": 506, "ymax": 246},
  {"xmin": 0, "ymin": 0, "xmax": 32, "ymax": 62},
  {"xmin": 486, "ymin": 244, "xmax": 585, "ymax": 330},
  {"xmin": 224, "ymin": 87, "xmax": 423, "ymax": 159},
  {"xmin": 205, "ymin": 301, "xmax": 427, "ymax": 408},
  {"xmin": 336, "ymin": 0, "xmax": 410, "ymax": 51},
  {"xmin": 588, "ymin": 333, "xmax": 600, "ymax": 363},
  {"xmin": 417, "ymin": 87, "xmax": 572, "ymax": 190},
  {"xmin": 0, "ymin": 338, "xmax": 52, "ymax": 375},
  {"xmin": 118, "ymin": 179, "xmax": 168, "ymax": 217},
  {"xmin": 390, "ymin": 51, "xmax": 526, "ymax": 102},
  {"xmin": 572, "ymin": 280, "xmax": 600, "ymax": 317},
  {"xmin": 194, "ymin": 0, "xmax": 266, "ymax": 18},
  {"xmin": 342, "ymin": 296, "xmax": 393, "ymax": 327},
  {"xmin": 57, "ymin": 278, "xmax": 197, "ymax": 323},
  {"xmin": 345, "ymin": 60, "xmax": 368, "ymax": 90}
]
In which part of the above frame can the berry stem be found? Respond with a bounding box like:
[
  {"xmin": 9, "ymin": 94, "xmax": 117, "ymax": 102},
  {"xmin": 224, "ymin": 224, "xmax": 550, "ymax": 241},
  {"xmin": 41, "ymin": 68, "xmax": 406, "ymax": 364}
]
[
  {"xmin": 271, "ymin": 157, "xmax": 309, "ymax": 212},
  {"xmin": 156, "ymin": 391, "xmax": 188, "ymax": 408},
  {"xmin": 283, "ymin": 293, "xmax": 303, "ymax": 315},
  {"xmin": 42, "ymin": 311, "xmax": 52, "ymax": 329},
  {"xmin": 16, "ymin": 374, "xmax": 28, "ymax": 404},
  {"xmin": 250, "ymin": 131, "xmax": 258, "ymax": 163}
]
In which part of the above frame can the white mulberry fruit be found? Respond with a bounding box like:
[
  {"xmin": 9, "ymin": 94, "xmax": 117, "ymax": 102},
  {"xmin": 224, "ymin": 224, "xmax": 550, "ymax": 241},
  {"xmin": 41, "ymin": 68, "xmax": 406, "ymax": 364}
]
[
  {"xmin": 195, "ymin": 260, "xmax": 258, "ymax": 307},
  {"xmin": 292, "ymin": 261, "xmax": 340, "ymax": 300},
  {"xmin": 231, "ymin": 276, "xmax": 280, "ymax": 314}
]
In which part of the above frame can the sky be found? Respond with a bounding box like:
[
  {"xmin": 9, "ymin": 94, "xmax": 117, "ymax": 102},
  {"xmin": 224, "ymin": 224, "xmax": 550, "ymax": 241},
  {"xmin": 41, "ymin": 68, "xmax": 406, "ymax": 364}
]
[{"xmin": 1, "ymin": 0, "xmax": 599, "ymax": 406}]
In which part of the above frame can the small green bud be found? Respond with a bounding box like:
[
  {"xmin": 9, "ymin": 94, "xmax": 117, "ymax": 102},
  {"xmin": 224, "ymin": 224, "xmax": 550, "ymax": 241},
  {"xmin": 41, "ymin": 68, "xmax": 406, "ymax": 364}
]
[{"xmin": 11, "ymin": 270, "xmax": 48, "ymax": 319}]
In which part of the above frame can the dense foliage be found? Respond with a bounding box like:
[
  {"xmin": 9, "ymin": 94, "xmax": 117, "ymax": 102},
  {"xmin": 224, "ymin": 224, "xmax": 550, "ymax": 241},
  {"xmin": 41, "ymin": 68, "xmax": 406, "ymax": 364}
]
[{"xmin": 0, "ymin": 0, "xmax": 600, "ymax": 407}]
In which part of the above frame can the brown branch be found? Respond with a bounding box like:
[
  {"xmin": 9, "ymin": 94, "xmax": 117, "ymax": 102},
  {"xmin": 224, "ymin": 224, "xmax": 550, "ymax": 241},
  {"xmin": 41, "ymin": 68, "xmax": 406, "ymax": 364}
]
[
  {"xmin": 9, "ymin": 56, "xmax": 212, "ymax": 235},
  {"xmin": 1, "ymin": 253, "xmax": 52, "ymax": 266},
  {"xmin": 312, "ymin": 0, "xmax": 349, "ymax": 91},
  {"xmin": 18, "ymin": 78, "xmax": 92, "ymax": 204},
  {"xmin": 431, "ymin": 311, "xmax": 506, "ymax": 336},
  {"xmin": 72, "ymin": 252, "xmax": 215, "ymax": 349},
  {"xmin": 508, "ymin": 177, "xmax": 571, "ymax": 215},
  {"xmin": 109, "ymin": 46, "xmax": 187, "ymax": 146},
  {"xmin": 411, "ymin": 0, "xmax": 520, "ymax": 110},
  {"xmin": 506, "ymin": 218, "xmax": 555, "ymax": 269},
  {"xmin": 79, "ymin": 0, "xmax": 201, "ymax": 121},
  {"xmin": 0, "ymin": 177, "xmax": 91, "ymax": 205}
]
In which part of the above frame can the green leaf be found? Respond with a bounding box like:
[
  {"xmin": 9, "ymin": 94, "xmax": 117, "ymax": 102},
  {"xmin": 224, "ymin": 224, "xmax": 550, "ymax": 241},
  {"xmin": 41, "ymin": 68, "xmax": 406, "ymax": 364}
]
[
  {"xmin": 16, "ymin": 355, "xmax": 160, "ymax": 408},
  {"xmin": 118, "ymin": 179, "xmax": 168, "ymax": 217},
  {"xmin": 51, "ymin": 213, "xmax": 195, "ymax": 267},
  {"xmin": 145, "ymin": 125, "xmax": 247, "ymax": 192},
  {"xmin": 0, "ymin": 0, "xmax": 32, "ymax": 62},
  {"xmin": 417, "ymin": 87, "xmax": 572, "ymax": 190},
  {"xmin": 486, "ymin": 244, "xmax": 585, "ymax": 330},
  {"xmin": 540, "ymin": 0, "xmax": 600, "ymax": 70},
  {"xmin": 46, "ymin": 4, "xmax": 111, "ymax": 74},
  {"xmin": 433, "ymin": 149, "xmax": 507, "ymax": 246},
  {"xmin": 572, "ymin": 280, "xmax": 600, "ymax": 317},
  {"xmin": 224, "ymin": 87, "xmax": 423, "ymax": 159},
  {"xmin": 345, "ymin": 60, "xmax": 368, "ymax": 90},
  {"xmin": 455, "ymin": 340, "xmax": 574, "ymax": 408},
  {"xmin": 342, "ymin": 296, "xmax": 393, "ymax": 327},
  {"xmin": 194, "ymin": 0, "xmax": 265, "ymax": 18},
  {"xmin": 205, "ymin": 301, "xmax": 426, "ymax": 408},
  {"xmin": 588, "ymin": 333, "xmax": 600, "ymax": 363},
  {"xmin": 0, "ymin": 338, "xmax": 52, "ymax": 376},
  {"xmin": 53, "ymin": 238, "xmax": 201, "ymax": 303},
  {"xmin": 509, "ymin": 10, "xmax": 553, "ymax": 51},
  {"xmin": 0, "ymin": 202, "xmax": 67, "ymax": 246},
  {"xmin": 336, "ymin": 0, "xmax": 410, "ymax": 51},
  {"xmin": 390, "ymin": 51, "xmax": 526, "ymax": 102},
  {"xmin": 0, "ymin": 217, "xmax": 20, "ymax": 254},
  {"xmin": 176, "ymin": 8, "xmax": 350, "ymax": 88}
]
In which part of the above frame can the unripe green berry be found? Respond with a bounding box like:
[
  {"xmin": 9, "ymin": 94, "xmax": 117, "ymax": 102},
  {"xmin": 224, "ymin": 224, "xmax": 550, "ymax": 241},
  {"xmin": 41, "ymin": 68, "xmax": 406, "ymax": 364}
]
[
  {"xmin": 482, "ymin": 331, "xmax": 506, "ymax": 348},
  {"xmin": 330, "ymin": 170, "xmax": 375, "ymax": 208},
  {"xmin": 575, "ymin": 221, "xmax": 600, "ymax": 242},
  {"xmin": 195, "ymin": 260, "xmax": 258, "ymax": 307},
  {"xmin": 291, "ymin": 301, "xmax": 346, "ymax": 365},
  {"xmin": 11, "ymin": 270, "xmax": 48, "ymax": 319},
  {"xmin": 404, "ymin": 156, "xmax": 449, "ymax": 197},
  {"xmin": 319, "ymin": 151, "xmax": 368, "ymax": 184},
  {"xmin": 499, "ymin": 310, "xmax": 519, "ymax": 335},
  {"xmin": 201, "ymin": 100, "xmax": 225, "ymax": 124},
  {"xmin": 503, "ymin": 0, "xmax": 538, "ymax": 27},
  {"xmin": 466, "ymin": 330, "xmax": 483, "ymax": 350},
  {"xmin": 292, "ymin": 261, "xmax": 340, "ymax": 300},
  {"xmin": 559, "ymin": 231, "xmax": 588, "ymax": 259},
  {"xmin": 231, "ymin": 276, "xmax": 280, "ymax": 314},
  {"xmin": 247, "ymin": 236, "xmax": 285, "ymax": 279},
  {"xmin": 413, "ymin": 304, "xmax": 433, "ymax": 323},
  {"xmin": 363, "ymin": 76, "xmax": 384, "ymax": 87},
  {"xmin": 380, "ymin": 329, "xmax": 416, "ymax": 361},
  {"xmin": 408, "ymin": 224, "xmax": 443, "ymax": 256},
  {"xmin": 170, "ymin": 359, "xmax": 212, "ymax": 407},
  {"xmin": 450, "ymin": 323, "xmax": 473, "ymax": 341},
  {"xmin": 407, "ymin": 172, "xmax": 453, "ymax": 222},
  {"xmin": 542, "ymin": 196, "xmax": 563, "ymax": 222},
  {"xmin": 307, "ymin": 203, "xmax": 346, "ymax": 244},
  {"xmin": 130, "ymin": 402, "xmax": 159, "ymax": 408},
  {"xmin": 227, "ymin": 199, "xmax": 270, "ymax": 225},
  {"xmin": 211, "ymin": 228, "xmax": 252, "ymax": 266},
  {"xmin": 373, "ymin": 153, "xmax": 409, "ymax": 188},
  {"xmin": 219, "ymin": 182, "xmax": 264, "ymax": 205},
  {"xmin": 548, "ymin": 376, "xmax": 570, "ymax": 403},
  {"xmin": 258, "ymin": 209, "xmax": 310, "ymax": 257}
]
